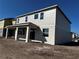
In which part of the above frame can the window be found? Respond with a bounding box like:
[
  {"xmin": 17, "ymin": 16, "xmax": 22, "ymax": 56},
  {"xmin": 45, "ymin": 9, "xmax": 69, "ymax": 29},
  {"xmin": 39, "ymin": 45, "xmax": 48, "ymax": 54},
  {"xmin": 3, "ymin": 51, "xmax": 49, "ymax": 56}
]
[
  {"xmin": 43, "ymin": 28, "xmax": 49, "ymax": 37},
  {"xmin": 17, "ymin": 18, "xmax": 19, "ymax": 23},
  {"xmin": 40, "ymin": 13, "xmax": 44, "ymax": 19},
  {"xmin": 34, "ymin": 14, "xmax": 38, "ymax": 19},
  {"xmin": 18, "ymin": 28, "xmax": 26, "ymax": 35},
  {"xmin": 25, "ymin": 16, "xmax": 28, "ymax": 22}
]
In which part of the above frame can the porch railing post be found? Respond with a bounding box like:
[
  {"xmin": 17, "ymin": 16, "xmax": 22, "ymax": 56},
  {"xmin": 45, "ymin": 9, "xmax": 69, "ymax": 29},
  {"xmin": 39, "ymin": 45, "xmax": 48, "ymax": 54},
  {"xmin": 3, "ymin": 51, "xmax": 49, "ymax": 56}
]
[
  {"xmin": 5, "ymin": 28, "xmax": 8, "ymax": 39},
  {"xmin": 25, "ymin": 26, "xmax": 30, "ymax": 43},
  {"xmin": 15, "ymin": 27, "xmax": 18, "ymax": 41}
]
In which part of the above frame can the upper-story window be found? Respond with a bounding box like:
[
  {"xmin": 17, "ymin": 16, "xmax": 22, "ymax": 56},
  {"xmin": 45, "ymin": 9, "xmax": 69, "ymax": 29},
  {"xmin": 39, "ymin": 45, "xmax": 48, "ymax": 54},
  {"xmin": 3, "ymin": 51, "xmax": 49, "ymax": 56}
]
[
  {"xmin": 40, "ymin": 13, "xmax": 44, "ymax": 19},
  {"xmin": 34, "ymin": 14, "xmax": 38, "ymax": 19},
  {"xmin": 25, "ymin": 16, "xmax": 28, "ymax": 22},
  {"xmin": 17, "ymin": 18, "xmax": 19, "ymax": 23}
]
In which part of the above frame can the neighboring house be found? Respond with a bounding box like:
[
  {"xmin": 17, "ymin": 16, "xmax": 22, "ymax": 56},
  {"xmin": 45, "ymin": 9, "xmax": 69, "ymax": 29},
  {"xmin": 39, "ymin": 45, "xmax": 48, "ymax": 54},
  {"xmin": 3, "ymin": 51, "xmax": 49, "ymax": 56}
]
[
  {"xmin": 0, "ymin": 18, "xmax": 15, "ymax": 37},
  {"xmin": 71, "ymin": 32, "xmax": 79, "ymax": 42},
  {"xmin": 6, "ymin": 5, "xmax": 72, "ymax": 45}
]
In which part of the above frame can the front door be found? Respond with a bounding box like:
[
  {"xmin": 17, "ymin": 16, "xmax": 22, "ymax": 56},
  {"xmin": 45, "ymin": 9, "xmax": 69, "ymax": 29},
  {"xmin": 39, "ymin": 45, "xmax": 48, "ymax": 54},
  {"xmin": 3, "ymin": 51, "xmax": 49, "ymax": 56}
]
[{"xmin": 30, "ymin": 29, "xmax": 35, "ymax": 40}]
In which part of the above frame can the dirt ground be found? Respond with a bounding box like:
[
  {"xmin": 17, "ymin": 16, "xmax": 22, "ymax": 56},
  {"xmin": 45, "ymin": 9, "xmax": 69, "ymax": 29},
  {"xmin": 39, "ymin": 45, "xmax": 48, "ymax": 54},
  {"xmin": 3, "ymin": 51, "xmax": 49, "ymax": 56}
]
[{"xmin": 0, "ymin": 38, "xmax": 79, "ymax": 59}]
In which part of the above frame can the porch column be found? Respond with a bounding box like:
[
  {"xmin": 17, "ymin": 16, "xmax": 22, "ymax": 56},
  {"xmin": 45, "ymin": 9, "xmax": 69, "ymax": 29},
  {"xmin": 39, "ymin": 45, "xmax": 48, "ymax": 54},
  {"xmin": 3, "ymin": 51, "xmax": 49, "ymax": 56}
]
[
  {"xmin": 25, "ymin": 26, "xmax": 30, "ymax": 43},
  {"xmin": 5, "ymin": 28, "xmax": 8, "ymax": 39},
  {"xmin": 15, "ymin": 27, "xmax": 18, "ymax": 41}
]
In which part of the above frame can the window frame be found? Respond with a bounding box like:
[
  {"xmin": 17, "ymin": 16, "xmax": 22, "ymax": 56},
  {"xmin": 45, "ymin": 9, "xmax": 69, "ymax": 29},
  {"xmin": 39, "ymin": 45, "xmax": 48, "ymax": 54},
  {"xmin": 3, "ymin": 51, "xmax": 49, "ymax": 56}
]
[
  {"xmin": 43, "ymin": 28, "xmax": 49, "ymax": 37},
  {"xmin": 25, "ymin": 16, "xmax": 28, "ymax": 22},
  {"xmin": 34, "ymin": 14, "xmax": 38, "ymax": 19},
  {"xmin": 40, "ymin": 12, "xmax": 44, "ymax": 20}
]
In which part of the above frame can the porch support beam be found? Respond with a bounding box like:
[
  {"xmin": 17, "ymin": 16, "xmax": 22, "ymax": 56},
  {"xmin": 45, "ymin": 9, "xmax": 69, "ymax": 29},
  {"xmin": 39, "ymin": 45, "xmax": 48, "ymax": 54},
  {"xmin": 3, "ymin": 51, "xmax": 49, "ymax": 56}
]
[
  {"xmin": 15, "ymin": 27, "xmax": 18, "ymax": 41},
  {"xmin": 25, "ymin": 26, "xmax": 30, "ymax": 43},
  {"xmin": 5, "ymin": 28, "xmax": 8, "ymax": 39}
]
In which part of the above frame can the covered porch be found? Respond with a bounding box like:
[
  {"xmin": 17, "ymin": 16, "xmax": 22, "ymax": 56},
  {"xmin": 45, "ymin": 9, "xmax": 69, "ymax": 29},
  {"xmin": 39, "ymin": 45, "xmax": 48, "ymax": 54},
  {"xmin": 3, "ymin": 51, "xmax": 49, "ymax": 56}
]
[{"xmin": 5, "ymin": 22, "xmax": 41, "ymax": 43}]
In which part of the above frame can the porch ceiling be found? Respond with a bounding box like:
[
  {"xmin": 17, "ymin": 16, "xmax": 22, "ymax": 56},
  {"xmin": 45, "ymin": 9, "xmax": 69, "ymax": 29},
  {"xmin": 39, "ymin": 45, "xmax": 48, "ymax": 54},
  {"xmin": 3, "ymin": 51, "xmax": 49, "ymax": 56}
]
[{"xmin": 5, "ymin": 22, "xmax": 39, "ymax": 29}]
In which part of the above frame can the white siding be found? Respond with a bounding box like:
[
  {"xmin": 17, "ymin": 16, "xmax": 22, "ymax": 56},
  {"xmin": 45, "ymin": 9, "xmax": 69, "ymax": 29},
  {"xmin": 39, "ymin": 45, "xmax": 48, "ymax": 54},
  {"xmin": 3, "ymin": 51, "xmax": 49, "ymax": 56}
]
[
  {"xmin": 16, "ymin": 7, "xmax": 71, "ymax": 45},
  {"xmin": 27, "ymin": 9, "xmax": 56, "ymax": 26},
  {"xmin": 27, "ymin": 9, "xmax": 56, "ymax": 45}
]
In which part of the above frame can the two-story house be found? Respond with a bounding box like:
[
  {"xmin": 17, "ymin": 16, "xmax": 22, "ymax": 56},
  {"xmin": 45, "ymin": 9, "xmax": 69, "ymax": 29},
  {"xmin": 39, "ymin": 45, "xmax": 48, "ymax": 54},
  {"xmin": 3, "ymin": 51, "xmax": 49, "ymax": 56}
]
[{"xmin": 5, "ymin": 5, "xmax": 72, "ymax": 45}]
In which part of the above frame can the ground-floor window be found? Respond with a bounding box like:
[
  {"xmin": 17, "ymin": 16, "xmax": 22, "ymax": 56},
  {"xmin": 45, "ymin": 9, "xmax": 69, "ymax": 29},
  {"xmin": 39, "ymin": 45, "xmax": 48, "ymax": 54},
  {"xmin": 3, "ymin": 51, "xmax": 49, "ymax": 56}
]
[
  {"xmin": 18, "ymin": 27, "xmax": 26, "ymax": 38},
  {"xmin": 43, "ymin": 28, "xmax": 49, "ymax": 37}
]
